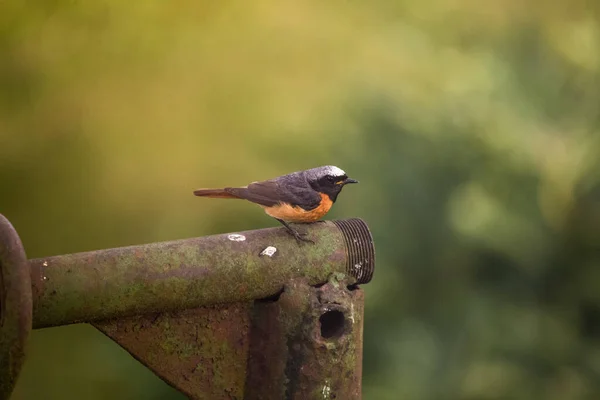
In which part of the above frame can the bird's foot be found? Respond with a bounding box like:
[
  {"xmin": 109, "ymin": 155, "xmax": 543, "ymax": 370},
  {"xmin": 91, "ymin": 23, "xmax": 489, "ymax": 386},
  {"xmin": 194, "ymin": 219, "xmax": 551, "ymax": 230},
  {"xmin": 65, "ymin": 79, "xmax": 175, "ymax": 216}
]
[
  {"xmin": 286, "ymin": 227, "xmax": 314, "ymax": 244},
  {"xmin": 275, "ymin": 218, "xmax": 315, "ymax": 244}
]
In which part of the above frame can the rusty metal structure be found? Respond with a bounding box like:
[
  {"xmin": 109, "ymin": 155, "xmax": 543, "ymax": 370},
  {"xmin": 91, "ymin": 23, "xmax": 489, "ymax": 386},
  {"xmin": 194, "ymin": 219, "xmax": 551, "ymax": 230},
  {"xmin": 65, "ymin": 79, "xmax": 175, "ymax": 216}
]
[{"xmin": 0, "ymin": 213, "xmax": 375, "ymax": 399}]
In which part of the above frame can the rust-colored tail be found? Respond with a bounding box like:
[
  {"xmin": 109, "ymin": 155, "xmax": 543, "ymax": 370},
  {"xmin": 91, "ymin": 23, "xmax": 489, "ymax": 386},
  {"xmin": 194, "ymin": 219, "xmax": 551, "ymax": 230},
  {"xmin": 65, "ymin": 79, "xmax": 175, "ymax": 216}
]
[{"xmin": 193, "ymin": 188, "xmax": 241, "ymax": 199}]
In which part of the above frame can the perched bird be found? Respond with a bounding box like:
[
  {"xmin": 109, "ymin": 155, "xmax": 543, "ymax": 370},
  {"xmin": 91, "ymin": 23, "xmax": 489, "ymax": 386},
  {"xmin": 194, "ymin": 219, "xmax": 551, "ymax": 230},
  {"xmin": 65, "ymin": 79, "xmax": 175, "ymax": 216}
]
[{"xmin": 193, "ymin": 165, "xmax": 358, "ymax": 242}]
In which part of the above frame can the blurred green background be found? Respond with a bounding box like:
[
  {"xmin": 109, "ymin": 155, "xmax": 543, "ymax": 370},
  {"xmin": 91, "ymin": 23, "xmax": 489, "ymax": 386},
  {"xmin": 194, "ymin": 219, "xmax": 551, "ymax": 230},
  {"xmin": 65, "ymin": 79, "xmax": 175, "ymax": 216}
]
[{"xmin": 2, "ymin": 0, "xmax": 600, "ymax": 399}]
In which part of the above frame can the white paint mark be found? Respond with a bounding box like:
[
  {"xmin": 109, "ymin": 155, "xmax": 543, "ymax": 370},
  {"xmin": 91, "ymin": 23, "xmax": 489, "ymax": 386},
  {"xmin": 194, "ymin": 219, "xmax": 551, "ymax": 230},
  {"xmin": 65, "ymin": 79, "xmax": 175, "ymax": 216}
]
[
  {"xmin": 322, "ymin": 381, "xmax": 332, "ymax": 398},
  {"xmin": 43, "ymin": 261, "xmax": 48, "ymax": 267},
  {"xmin": 227, "ymin": 234, "xmax": 246, "ymax": 242},
  {"xmin": 260, "ymin": 246, "xmax": 277, "ymax": 257},
  {"xmin": 43, "ymin": 276, "xmax": 47, "ymax": 281}
]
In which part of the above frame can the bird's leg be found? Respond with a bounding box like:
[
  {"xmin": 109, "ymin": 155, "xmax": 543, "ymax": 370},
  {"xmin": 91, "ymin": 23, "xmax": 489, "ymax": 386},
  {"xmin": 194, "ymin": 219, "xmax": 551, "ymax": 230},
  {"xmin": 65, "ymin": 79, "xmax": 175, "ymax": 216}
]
[{"xmin": 275, "ymin": 219, "xmax": 314, "ymax": 244}]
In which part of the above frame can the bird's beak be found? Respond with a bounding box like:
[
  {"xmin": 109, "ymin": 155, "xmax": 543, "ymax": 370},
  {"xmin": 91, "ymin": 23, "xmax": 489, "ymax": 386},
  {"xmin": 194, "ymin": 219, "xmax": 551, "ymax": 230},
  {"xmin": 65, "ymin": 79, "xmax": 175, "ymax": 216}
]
[{"xmin": 344, "ymin": 178, "xmax": 359, "ymax": 184}]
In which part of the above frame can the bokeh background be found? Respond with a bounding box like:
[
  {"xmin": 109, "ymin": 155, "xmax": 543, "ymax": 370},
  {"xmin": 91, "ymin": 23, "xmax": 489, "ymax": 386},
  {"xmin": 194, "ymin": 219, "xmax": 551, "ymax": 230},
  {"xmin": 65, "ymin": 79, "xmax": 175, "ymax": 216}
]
[{"xmin": 2, "ymin": 1, "xmax": 600, "ymax": 399}]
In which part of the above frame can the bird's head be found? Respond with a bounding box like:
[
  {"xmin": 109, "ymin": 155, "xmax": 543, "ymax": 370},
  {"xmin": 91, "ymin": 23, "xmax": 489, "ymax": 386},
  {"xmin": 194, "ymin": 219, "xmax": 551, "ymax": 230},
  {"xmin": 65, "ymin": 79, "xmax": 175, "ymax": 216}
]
[{"xmin": 305, "ymin": 165, "xmax": 359, "ymax": 202}]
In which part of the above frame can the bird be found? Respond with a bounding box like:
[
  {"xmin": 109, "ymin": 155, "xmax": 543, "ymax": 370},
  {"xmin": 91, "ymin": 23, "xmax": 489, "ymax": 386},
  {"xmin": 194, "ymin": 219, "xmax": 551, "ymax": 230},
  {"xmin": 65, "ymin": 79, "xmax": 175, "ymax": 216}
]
[{"xmin": 193, "ymin": 165, "xmax": 358, "ymax": 242}]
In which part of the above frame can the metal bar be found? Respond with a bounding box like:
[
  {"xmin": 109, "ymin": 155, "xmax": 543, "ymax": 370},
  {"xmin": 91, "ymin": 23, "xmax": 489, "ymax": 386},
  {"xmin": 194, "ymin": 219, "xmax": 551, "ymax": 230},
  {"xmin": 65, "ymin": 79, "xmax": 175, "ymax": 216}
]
[{"xmin": 31, "ymin": 219, "xmax": 375, "ymax": 329}]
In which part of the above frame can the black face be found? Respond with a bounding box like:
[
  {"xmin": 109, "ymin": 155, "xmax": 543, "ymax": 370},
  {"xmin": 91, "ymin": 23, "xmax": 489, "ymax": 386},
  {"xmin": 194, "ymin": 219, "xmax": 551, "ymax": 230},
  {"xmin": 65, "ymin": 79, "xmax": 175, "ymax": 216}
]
[{"xmin": 310, "ymin": 174, "xmax": 358, "ymax": 202}]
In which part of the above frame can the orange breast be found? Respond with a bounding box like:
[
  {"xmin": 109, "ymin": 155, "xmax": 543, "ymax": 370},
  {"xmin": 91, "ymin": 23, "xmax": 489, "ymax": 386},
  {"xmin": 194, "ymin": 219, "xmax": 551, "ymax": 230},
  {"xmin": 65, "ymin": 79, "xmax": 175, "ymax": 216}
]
[{"xmin": 262, "ymin": 193, "xmax": 333, "ymax": 223}]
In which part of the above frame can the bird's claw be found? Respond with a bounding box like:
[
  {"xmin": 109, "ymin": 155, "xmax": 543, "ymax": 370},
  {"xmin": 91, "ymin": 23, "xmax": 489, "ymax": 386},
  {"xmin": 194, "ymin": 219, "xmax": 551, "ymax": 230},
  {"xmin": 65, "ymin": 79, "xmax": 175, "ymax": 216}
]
[
  {"xmin": 276, "ymin": 219, "xmax": 315, "ymax": 244},
  {"xmin": 287, "ymin": 228, "xmax": 314, "ymax": 244}
]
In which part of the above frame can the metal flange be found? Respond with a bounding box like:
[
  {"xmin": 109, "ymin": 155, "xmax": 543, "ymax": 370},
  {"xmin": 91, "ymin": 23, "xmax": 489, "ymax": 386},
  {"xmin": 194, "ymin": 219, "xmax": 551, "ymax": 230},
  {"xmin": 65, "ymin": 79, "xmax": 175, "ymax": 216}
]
[{"xmin": 0, "ymin": 214, "xmax": 32, "ymax": 399}]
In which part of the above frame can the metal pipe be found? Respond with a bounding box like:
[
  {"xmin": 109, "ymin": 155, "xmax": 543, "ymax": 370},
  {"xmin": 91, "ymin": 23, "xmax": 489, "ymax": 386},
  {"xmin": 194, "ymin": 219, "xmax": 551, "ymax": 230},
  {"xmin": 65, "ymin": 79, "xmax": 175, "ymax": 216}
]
[{"xmin": 31, "ymin": 219, "xmax": 375, "ymax": 329}]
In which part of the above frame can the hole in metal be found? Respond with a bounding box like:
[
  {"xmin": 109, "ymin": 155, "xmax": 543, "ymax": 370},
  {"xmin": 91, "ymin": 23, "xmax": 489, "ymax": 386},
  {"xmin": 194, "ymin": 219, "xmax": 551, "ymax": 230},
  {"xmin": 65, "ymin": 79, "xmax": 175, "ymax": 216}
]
[{"xmin": 319, "ymin": 310, "xmax": 346, "ymax": 339}]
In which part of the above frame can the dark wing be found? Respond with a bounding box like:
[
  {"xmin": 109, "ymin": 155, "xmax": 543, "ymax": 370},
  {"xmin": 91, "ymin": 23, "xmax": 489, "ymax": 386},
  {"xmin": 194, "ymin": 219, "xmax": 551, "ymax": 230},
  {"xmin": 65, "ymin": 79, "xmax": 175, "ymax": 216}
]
[{"xmin": 225, "ymin": 178, "xmax": 322, "ymax": 210}]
